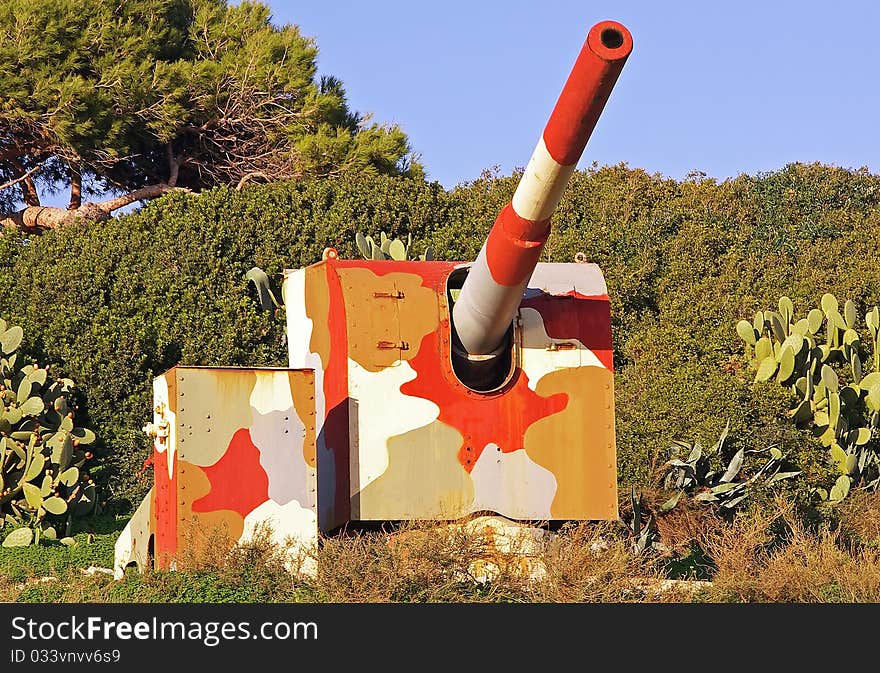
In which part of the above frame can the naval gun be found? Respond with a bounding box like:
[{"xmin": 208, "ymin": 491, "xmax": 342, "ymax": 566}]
[
  {"xmin": 453, "ymin": 19, "xmax": 632, "ymax": 389},
  {"xmin": 114, "ymin": 20, "xmax": 633, "ymax": 576}
]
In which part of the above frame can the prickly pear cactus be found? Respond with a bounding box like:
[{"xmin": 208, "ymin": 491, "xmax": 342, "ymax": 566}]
[
  {"xmin": 0, "ymin": 319, "xmax": 98, "ymax": 547},
  {"xmin": 355, "ymin": 230, "xmax": 433, "ymax": 261},
  {"xmin": 736, "ymin": 294, "xmax": 880, "ymax": 503}
]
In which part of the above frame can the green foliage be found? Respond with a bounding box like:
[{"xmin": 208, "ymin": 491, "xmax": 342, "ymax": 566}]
[
  {"xmin": 624, "ymin": 487, "xmax": 665, "ymax": 555},
  {"xmin": 735, "ymin": 162, "xmax": 880, "ymax": 251},
  {"xmin": 0, "ymin": 175, "xmax": 445, "ymax": 506},
  {"xmin": 354, "ymin": 230, "xmax": 433, "ymax": 261},
  {"xmin": 0, "ymin": 0, "xmax": 420, "ymax": 212},
  {"xmin": 584, "ymin": 163, "xmax": 880, "ymax": 500},
  {"xmin": 737, "ymin": 293, "xmax": 880, "ymax": 503},
  {"xmin": 1, "ymin": 161, "xmax": 879, "ymax": 513},
  {"xmin": 0, "ymin": 513, "xmax": 121, "ymax": 582},
  {"xmin": 0, "ymin": 320, "xmax": 98, "ymax": 545},
  {"xmin": 660, "ymin": 422, "xmax": 800, "ymax": 512}
]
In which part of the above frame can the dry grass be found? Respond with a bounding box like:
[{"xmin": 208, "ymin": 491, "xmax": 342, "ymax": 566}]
[
  {"xmin": 304, "ymin": 520, "xmax": 528, "ymax": 602},
  {"xmin": 304, "ymin": 518, "xmax": 674, "ymax": 603},
  {"xmin": 700, "ymin": 498, "xmax": 880, "ymax": 602},
  {"xmin": 530, "ymin": 521, "xmax": 682, "ymax": 602},
  {"xmin": 12, "ymin": 498, "xmax": 880, "ymax": 602},
  {"xmin": 837, "ymin": 490, "xmax": 880, "ymax": 548},
  {"xmin": 166, "ymin": 516, "xmax": 691, "ymax": 603}
]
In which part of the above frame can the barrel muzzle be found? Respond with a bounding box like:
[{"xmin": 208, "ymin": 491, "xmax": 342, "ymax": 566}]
[{"xmin": 451, "ymin": 20, "xmax": 632, "ymax": 371}]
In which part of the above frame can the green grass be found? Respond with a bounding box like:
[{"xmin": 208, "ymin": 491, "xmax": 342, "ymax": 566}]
[{"xmin": 0, "ymin": 514, "xmax": 122, "ymax": 583}]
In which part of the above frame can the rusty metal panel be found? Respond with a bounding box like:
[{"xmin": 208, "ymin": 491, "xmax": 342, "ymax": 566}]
[
  {"xmin": 284, "ymin": 263, "xmax": 351, "ymax": 532},
  {"xmin": 148, "ymin": 366, "xmax": 317, "ymax": 569},
  {"xmin": 151, "ymin": 369, "xmax": 177, "ymax": 568},
  {"xmin": 284, "ymin": 259, "xmax": 617, "ymax": 524}
]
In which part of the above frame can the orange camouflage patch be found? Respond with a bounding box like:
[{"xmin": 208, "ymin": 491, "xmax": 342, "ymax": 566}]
[
  {"xmin": 192, "ymin": 428, "xmax": 270, "ymax": 519},
  {"xmin": 338, "ymin": 268, "xmax": 439, "ymax": 372},
  {"xmin": 290, "ymin": 370, "xmax": 317, "ymax": 468},
  {"xmin": 175, "ymin": 459, "xmax": 240, "ymax": 563},
  {"xmin": 305, "ymin": 263, "xmax": 332, "ymax": 369},
  {"xmin": 524, "ymin": 366, "xmax": 617, "ymax": 519}
]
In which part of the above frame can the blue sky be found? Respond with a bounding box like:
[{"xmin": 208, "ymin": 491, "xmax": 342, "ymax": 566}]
[{"xmin": 268, "ymin": 0, "xmax": 880, "ymax": 188}]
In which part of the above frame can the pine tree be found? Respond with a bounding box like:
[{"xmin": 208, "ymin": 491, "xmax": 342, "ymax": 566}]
[{"xmin": 0, "ymin": 0, "xmax": 422, "ymax": 232}]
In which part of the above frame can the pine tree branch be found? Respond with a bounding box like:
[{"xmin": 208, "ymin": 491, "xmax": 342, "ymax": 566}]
[
  {"xmin": 96, "ymin": 183, "xmax": 189, "ymax": 212},
  {"xmin": 0, "ymin": 163, "xmax": 44, "ymax": 194}
]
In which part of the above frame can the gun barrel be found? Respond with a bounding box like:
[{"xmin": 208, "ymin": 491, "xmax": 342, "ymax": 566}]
[{"xmin": 452, "ymin": 21, "xmax": 632, "ymax": 356}]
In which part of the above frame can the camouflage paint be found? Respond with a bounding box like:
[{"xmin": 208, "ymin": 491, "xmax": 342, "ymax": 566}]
[
  {"xmin": 117, "ymin": 19, "xmax": 629, "ymax": 574},
  {"xmin": 347, "ymin": 360, "xmax": 441, "ymax": 511},
  {"xmin": 113, "ymin": 487, "xmax": 154, "ymax": 579},
  {"xmin": 151, "ymin": 372, "xmax": 177, "ymax": 567},
  {"xmin": 356, "ymin": 419, "xmax": 472, "ymax": 519},
  {"xmin": 285, "ymin": 265, "xmax": 350, "ymax": 531},
  {"xmin": 470, "ymin": 445, "xmax": 557, "ymax": 520},
  {"xmin": 114, "ymin": 367, "xmax": 317, "ymax": 574},
  {"xmin": 525, "ymin": 366, "xmax": 617, "ymax": 519},
  {"xmin": 284, "ymin": 257, "xmax": 617, "ymax": 522}
]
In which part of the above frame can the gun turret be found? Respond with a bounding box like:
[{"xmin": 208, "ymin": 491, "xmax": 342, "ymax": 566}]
[
  {"xmin": 116, "ymin": 20, "xmax": 635, "ymax": 578},
  {"xmin": 452, "ymin": 21, "xmax": 632, "ymax": 371}
]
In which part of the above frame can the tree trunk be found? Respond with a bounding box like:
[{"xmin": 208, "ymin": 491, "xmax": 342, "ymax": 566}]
[
  {"xmin": 0, "ymin": 183, "xmax": 187, "ymax": 234},
  {"xmin": 68, "ymin": 164, "xmax": 82, "ymax": 210},
  {"xmin": 0, "ymin": 202, "xmax": 109, "ymax": 232}
]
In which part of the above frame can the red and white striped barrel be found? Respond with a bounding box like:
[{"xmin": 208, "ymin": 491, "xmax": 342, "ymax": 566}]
[{"xmin": 453, "ymin": 20, "xmax": 633, "ymax": 356}]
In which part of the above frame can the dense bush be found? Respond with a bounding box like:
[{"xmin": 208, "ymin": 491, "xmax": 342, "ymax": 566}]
[
  {"xmin": 0, "ymin": 175, "xmax": 446, "ymax": 507},
  {"xmin": 1, "ymin": 162, "xmax": 879, "ymax": 511}
]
